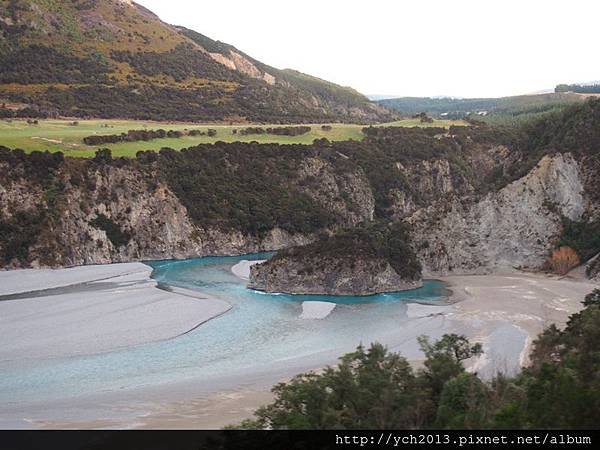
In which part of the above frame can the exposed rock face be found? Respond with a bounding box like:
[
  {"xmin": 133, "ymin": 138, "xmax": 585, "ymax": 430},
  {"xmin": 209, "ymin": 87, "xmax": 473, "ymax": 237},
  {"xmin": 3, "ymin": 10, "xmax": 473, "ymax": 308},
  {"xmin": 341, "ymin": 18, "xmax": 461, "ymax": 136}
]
[
  {"xmin": 249, "ymin": 254, "xmax": 422, "ymax": 296},
  {"xmin": 298, "ymin": 157, "xmax": 375, "ymax": 226},
  {"xmin": 248, "ymin": 223, "xmax": 422, "ymax": 296},
  {"xmin": 586, "ymin": 254, "xmax": 600, "ymax": 282},
  {"xmin": 0, "ymin": 158, "xmax": 369, "ymax": 268},
  {"xmin": 409, "ymin": 153, "xmax": 588, "ymax": 275}
]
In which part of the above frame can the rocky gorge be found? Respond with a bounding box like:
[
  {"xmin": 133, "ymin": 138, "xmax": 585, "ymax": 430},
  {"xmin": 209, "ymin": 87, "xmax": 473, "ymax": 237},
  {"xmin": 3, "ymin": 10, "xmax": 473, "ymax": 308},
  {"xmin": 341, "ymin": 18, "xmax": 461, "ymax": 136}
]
[{"xmin": 1, "ymin": 101, "xmax": 599, "ymax": 283}]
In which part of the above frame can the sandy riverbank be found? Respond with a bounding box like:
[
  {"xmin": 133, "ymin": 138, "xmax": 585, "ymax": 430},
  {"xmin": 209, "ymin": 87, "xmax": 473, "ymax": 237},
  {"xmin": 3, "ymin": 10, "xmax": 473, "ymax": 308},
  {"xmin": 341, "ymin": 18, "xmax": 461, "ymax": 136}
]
[
  {"xmin": 0, "ymin": 263, "xmax": 231, "ymax": 361},
  {"xmin": 230, "ymin": 260, "xmax": 266, "ymax": 280},
  {"xmin": 34, "ymin": 271, "xmax": 598, "ymax": 430},
  {"xmin": 441, "ymin": 272, "xmax": 598, "ymax": 369}
]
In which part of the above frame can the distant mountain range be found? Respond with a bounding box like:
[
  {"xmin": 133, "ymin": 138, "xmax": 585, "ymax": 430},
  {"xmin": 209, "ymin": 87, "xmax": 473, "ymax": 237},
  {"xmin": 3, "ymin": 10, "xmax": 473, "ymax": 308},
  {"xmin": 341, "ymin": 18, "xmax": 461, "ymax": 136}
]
[
  {"xmin": 0, "ymin": 0, "xmax": 392, "ymax": 123},
  {"xmin": 377, "ymin": 92, "xmax": 589, "ymax": 124}
]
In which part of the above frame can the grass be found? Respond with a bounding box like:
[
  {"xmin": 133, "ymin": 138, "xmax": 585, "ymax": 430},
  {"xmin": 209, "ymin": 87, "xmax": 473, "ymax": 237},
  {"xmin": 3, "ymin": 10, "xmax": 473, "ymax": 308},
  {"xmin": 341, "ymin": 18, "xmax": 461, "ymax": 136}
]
[{"xmin": 0, "ymin": 118, "xmax": 467, "ymax": 158}]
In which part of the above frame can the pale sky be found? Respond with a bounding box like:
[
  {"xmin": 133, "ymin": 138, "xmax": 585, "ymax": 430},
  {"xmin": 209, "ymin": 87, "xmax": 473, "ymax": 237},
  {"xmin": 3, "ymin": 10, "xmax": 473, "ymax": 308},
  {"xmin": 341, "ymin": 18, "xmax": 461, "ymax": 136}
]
[{"xmin": 136, "ymin": 0, "xmax": 600, "ymax": 98}]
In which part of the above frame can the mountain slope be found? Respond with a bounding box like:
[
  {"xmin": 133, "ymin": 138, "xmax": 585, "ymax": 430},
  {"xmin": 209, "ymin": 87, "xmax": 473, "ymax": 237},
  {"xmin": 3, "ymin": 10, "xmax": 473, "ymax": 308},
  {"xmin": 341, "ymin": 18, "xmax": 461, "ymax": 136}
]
[
  {"xmin": 378, "ymin": 93, "xmax": 584, "ymax": 125},
  {"xmin": 0, "ymin": 0, "xmax": 391, "ymax": 123}
]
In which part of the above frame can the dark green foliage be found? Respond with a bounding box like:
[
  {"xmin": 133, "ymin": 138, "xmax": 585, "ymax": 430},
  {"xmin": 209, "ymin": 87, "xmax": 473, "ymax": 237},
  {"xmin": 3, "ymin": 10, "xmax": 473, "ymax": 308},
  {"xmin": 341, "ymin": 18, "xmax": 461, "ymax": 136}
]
[
  {"xmin": 237, "ymin": 334, "xmax": 479, "ymax": 429},
  {"xmin": 12, "ymin": 81, "xmax": 374, "ymax": 123},
  {"xmin": 378, "ymin": 94, "xmax": 581, "ymax": 126},
  {"xmin": 236, "ymin": 293, "xmax": 600, "ymax": 430},
  {"xmin": 435, "ymin": 373, "xmax": 491, "ymax": 429},
  {"xmin": 111, "ymin": 44, "xmax": 240, "ymax": 83},
  {"xmin": 556, "ymin": 83, "xmax": 600, "ymax": 94},
  {"xmin": 92, "ymin": 148, "xmax": 112, "ymax": 164},
  {"xmin": 273, "ymin": 222, "xmax": 422, "ymax": 281},
  {"xmin": 82, "ymin": 128, "xmax": 208, "ymax": 146},
  {"xmin": 0, "ymin": 147, "xmax": 64, "ymax": 182},
  {"xmin": 556, "ymin": 218, "xmax": 600, "ymax": 262},
  {"xmin": 0, "ymin": 45, "xmax": 111, "ymax": 84},
  {"xmin": 498, "ymin": 289, "xmax": 600, "ymax": 428},
  {"xmin": 418, "ymin": 334, "xmax": 483, "ymax": 400},
  {"xmin": 520, "ymin": 99, "xmax": 600, "ymax": 158},
  {"xmin": 239, "ymin": 126, "xmax": 312, "ymax": 136},
  {"xmin": 157, "ymin": 144, "xmax": 338, "ymax": 236},
  {"xmin": 483, "ymin": 99, "xmax": 600, "ymax": 191},
  {"xmin": 238, "ymin": 342, "xmax": 434, "ymax": 429},
  {"xmin": 90, "ymin": 213, "xmax": 130, "ymax": 248},
  {"xmin": 0, "ymin": 210, "xmax": 46, "ymax": 265}
]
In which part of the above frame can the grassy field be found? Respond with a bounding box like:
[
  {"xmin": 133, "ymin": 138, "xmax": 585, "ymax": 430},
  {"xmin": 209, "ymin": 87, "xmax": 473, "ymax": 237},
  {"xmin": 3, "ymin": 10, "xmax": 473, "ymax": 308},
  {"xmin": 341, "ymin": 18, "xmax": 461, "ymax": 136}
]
[{"xmin": 0, "ymin": 118, "xmax": 467, "ymax": 158}]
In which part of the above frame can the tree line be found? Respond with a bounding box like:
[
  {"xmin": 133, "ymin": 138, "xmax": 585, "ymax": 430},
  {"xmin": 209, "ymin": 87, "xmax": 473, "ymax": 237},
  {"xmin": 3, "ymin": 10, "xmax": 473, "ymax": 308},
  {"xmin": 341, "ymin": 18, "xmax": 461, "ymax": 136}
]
[
  {"xmin": 83, "ymin": 128, "xmax": 217, "ymax": 146},
  {"xmin": 237, "ymin": 126, "xmax": 312, "ymax": 136},
  {"xmin": 556, "ymin": 83, "xmax": 600, "ymax": 94}
]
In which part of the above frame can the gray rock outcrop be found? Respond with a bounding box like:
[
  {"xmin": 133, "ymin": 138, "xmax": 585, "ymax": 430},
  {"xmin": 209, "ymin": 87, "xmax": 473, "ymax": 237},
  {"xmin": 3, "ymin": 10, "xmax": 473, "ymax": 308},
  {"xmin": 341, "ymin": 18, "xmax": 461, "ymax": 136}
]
[{"xmin": 249, "ymin": 253, "xmax": 422, "ymax": 296}]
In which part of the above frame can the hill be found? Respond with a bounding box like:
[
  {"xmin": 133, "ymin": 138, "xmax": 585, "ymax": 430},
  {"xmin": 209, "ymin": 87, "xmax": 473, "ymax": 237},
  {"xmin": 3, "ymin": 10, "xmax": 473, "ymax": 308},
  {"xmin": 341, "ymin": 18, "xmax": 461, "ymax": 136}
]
[
  {"xmin": 556, "ymin": 83, "xmax": 600, "ymax": 94},
  {"xmin": 378, "ymin": 92, "xmax": 585, "ymax": 125},
  {"xmin": 0, "ymin": 0, "xmax": 391, "ymax": 123}
]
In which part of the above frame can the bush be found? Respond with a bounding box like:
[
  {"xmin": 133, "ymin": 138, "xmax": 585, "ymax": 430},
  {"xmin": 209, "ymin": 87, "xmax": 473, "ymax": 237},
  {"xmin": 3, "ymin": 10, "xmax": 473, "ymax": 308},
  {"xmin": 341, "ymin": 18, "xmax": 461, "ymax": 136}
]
[
  {"xmin": 547, "ymin": 246, "xmax": 580, "ymax": 275},
  {"xmin": 90, "ymin": 213, "xmax": 131, "ymax": 248}
]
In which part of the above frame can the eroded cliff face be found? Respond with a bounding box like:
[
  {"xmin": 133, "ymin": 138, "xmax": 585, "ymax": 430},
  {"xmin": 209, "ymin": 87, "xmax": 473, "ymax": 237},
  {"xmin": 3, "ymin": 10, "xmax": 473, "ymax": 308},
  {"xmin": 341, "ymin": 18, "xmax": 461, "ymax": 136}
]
[
  {"xmin": 587, "ymin": 255, "xmax": 600, "ymax": 281},
  {"xmin": 386, "ymin": 144, "xmax": 516, "ymax": 219},
  {"xmin": 409, "ymin": 153, "xmax": 588, "ymax": 276},
  {"xmin": 0, "ymin": 157, "xmax": 371, "ymax": 268},
  {"xmin": 298, "ymin": 157, "xmax": 375, "ymax": 226},
  {"xmin": 1, "ymin": 126, "xmax": 597, "ymax": 275},
  {"xmin": 249, "ymin": 255, "xmax": 422, "ymax": 296}
]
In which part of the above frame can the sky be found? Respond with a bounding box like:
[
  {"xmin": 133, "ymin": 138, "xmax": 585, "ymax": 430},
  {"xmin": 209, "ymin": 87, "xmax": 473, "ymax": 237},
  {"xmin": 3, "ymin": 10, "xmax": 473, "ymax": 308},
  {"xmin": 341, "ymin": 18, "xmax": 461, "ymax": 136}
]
[{"xmin": 136, "ymin": 0, "xmax": 600, "ymax": 98}]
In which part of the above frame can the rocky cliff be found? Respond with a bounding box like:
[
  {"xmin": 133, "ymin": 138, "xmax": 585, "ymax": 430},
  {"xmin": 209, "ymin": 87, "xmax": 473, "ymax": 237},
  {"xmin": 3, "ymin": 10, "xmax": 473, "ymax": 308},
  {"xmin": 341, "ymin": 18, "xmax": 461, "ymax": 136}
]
[
  {"xmin": 248, "ymin": 223, "xmax": 422, "ymax": 296},
  {"xmin": 409, "ymin": 153, "xmax": 589, "ymax": 276},
  {"xmin": 2, "ymin": 101, "xmax": 600, "ymax": 276},
  {"xmin": 0, "ymin": 151, "xmax": 371, "ymax": 268}
]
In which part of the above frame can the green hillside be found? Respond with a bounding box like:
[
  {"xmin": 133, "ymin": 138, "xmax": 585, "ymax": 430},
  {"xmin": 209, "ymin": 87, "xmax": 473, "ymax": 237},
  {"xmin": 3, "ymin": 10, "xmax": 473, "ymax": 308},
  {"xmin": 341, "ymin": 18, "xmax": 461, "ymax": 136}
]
[
  {"xmin": 0, "ymin": 0, "xmax": 391, "ymax": 123},
  {"xmin": 378, "ymin": 92, "xmax": 585, "ymax": 126}
]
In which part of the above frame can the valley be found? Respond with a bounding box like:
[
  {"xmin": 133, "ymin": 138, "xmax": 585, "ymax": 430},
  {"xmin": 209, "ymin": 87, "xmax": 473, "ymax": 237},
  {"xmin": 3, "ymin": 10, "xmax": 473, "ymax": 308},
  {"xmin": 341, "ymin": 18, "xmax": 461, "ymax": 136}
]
[
  {"xmin": 0, "ymin": 117, "xmax": 464, "ymax": 158},
  {"xmin": 1, "ymin": 0, "xmax": 599, "ymax": 435}
]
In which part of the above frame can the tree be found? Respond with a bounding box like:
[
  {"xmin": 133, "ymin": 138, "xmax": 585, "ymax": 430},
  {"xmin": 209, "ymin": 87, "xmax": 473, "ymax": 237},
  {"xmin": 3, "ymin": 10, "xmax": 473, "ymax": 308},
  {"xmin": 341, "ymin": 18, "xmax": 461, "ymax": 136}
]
[
  {"xmin": 235, "ymin": 335, "xmax": 483, "ymax": 430},
  {"xmin": 436, "ymin": 373, "xmax": 491, "ymax": 429},
  {"xmin": 417, "ymin": 334, "xmax": 483, "ymax": 399},
  {"xmin": 583, "ymin": 289, "xmax": 600, "ymax": 307},
  {"xmin": 93, "ymin": 148, "xmax": 112, "ymax": 164},
  {"xmin": 547, "ymin": 246, "xmax": 580, "ymax": 275},
  {"xmin": 237, "ymin": 342, "xmax": 433, "ymax": 429}
]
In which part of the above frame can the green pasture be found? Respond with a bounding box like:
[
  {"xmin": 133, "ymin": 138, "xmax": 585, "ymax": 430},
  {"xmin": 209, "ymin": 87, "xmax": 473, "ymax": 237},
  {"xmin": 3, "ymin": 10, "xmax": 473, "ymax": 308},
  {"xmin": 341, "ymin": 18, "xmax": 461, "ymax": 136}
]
[{"xmin": 0, "ymin": 118, "xmax": 466, "ymax": 158}]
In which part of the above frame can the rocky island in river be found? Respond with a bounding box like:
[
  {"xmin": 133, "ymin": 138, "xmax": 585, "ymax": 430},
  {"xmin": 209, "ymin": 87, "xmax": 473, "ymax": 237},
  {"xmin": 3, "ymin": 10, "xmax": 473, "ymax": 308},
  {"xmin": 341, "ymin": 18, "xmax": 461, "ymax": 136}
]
[{"xmin": 248, "ymin": 223, "xmax": 423, "ymax": 295}]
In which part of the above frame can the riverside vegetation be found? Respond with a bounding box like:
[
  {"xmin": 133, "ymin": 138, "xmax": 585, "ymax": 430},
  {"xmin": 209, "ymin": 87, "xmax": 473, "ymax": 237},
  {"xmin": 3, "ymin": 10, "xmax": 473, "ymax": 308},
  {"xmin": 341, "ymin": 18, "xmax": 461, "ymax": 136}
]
[
  {"xmin": 1, "ymin": 100, "xmax": 599, "ymax": 273},
  {"xmin": 234, "ymin": 289, "xmax": 600, "ymax": 429}
]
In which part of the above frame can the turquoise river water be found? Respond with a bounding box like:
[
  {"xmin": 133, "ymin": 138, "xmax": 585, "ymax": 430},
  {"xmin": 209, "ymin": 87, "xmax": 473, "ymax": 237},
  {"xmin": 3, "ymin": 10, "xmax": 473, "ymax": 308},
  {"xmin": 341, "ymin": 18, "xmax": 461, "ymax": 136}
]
[{"xmin": 0, "ymin": 253, "xmax": 449, "ymax": 416}]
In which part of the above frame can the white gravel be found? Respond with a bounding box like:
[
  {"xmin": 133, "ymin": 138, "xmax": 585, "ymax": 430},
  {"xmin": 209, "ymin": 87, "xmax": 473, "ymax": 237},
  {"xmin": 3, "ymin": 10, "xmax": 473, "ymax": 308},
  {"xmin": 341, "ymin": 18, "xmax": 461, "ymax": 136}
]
[
  {"xmin": 0, "ymin": 263, "xmax": 231, "ymax": 361},
  {"xmin": 299, "ymin": 301, "xmax": 336, "ymax": 319},
  {"xmin": 0, "ymin": 263, "xmax": 150, "ymax": 296},
  {"xmin": 231, "ymin": 260, "xmax": 266, "ymax": 280}
]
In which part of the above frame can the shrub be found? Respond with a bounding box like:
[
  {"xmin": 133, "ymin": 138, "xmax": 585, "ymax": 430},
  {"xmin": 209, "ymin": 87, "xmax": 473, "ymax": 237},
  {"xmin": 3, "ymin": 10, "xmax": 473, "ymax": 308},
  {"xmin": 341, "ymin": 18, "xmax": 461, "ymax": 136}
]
[
  {"xmin": 547, "ymin": 246, "xmax": 580, "ymax": 275},
  {"xmin": 90, "ymin": 213, "xmax": 131, "ymax": 248}
]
